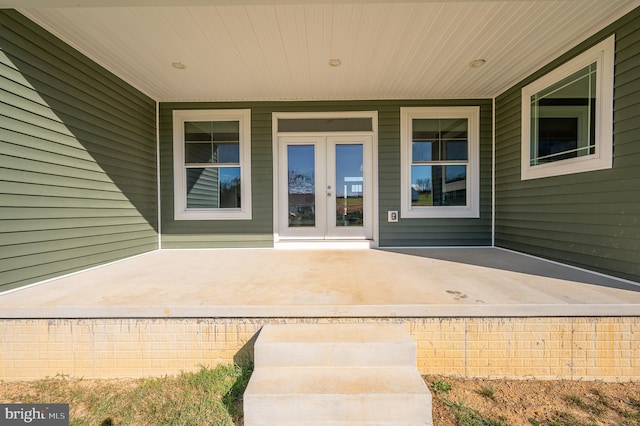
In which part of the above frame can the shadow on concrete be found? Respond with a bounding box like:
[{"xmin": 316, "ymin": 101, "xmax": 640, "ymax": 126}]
[{"xmin": 381, "ymin": 247, "xmax": 640, "ymax": 292}]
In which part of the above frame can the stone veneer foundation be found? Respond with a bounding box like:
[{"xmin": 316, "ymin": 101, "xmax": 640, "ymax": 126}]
[{"xmin": 1, "ymin": 317, "xmax": 638, "ymax": 381}]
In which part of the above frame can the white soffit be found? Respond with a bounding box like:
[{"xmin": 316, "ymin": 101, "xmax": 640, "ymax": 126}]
[{"xmin": 13, "ymin": 0, "xmax": 640, "ymax": 102}]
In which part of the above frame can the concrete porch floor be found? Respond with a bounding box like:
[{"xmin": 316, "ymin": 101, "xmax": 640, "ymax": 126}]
[{"xmin": 1, "ymin": 247, "xmax": 639, "ymax": 318}]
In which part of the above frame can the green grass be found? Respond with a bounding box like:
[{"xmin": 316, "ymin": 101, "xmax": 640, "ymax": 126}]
[
  {"xmin": 1, "ymin": 364, "xmax": 253, "ymax": 426},
  {"xmin": 428, "ymin": 379, "xmax": 505, "ymax": 426},
  {"xmin": 526, "ymin": 389, "xmax": 640, "ymax": 426},
  {"xmin": 565, "ymin": 394, "xmax": 587, "ymax": 409},
  {"xmin": 443, "ymin": 400, "xmax": 506, "ymax": 426},
  {"xmin": 432, "ymin": 380, "xmax": 452, "ymax": 394},
  {"xmin": 546, "ymin": 411, "xmax": 592, "ymax": 426},
  {"xmin": 6, "ymin": 371, "xmax": 640, "ymax": 425},
  {"xmin": 478, "ymin": 385, "xmax": 496, "ymax": 401},
  {"xmin": 412, "ymin": 192, "xmax": 433, "ymax": 206}
]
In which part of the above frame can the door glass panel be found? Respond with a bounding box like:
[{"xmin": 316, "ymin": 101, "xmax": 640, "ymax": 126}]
[
  {"xmin": 335, "ymin": 144, "xmax": 364, "ymax": 227},
  {"xmin": 287, "ymin": 145, "xmax": 316, "ymax": 227}
]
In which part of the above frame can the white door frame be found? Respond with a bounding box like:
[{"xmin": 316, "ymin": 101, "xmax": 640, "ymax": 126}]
[{"xmin": 272, "ymin": 111, "xmax": 378, "ymax": 247}]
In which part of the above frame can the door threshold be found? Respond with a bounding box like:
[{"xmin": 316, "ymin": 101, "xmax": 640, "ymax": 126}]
[{"xmin": 275, "ymin": 240, "xmax": 376, "ymax": 250}]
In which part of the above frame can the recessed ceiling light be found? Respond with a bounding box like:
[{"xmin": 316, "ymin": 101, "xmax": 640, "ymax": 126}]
[
  {"xmin": 328, "ymin": 58, "xmax": 342, "ymax": 67},
  {"xmin": 172, "ymin": 62, "xmax": 187, "ymax": 70},
  {"xmin": 469, "ymin": 59, "xmax": 486, "ymax": 68}
]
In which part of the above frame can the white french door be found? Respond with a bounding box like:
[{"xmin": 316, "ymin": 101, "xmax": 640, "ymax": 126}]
[{"xmin": 278, "ymin": 135, "xmax": 373, "ymax": 240}]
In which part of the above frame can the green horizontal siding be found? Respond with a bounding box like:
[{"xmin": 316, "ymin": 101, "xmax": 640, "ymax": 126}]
[
  {"xmin": 378, "ymin": 100, "xmax": 493, "ymax": 247},
  {"xmin": 159, "ymin": 102, "xmax": 274, "ymax": 249},
  {"xmin": 0, "ymin": 10, "xmax": 158, "ymax": 291},
  {"xmin": 160, "ymin": 100, "xmax": 492, "ymax": 248},
  {"xmin": 494, "ymin": 6, "xmax": 640, "ymax": 282}
]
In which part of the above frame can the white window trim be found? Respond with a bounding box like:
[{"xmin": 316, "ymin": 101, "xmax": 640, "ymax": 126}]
[
  {"xmin": 173, "ymin": 109, "xmax": 252, "ymax": 220},
  {"xmin": 400, "ymin": 106, "xmax": 480, "ymax": 219},
  {"xmin": 521, "ymin": 35, "xmax": 614, "ymax": 180},
  {"xmin": 271, "ymin": 110, "xmax": 379, "ymax": 245}
]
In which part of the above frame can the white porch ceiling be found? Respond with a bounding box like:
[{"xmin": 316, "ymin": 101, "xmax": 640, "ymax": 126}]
[{"xmin": 8, "ymin": 0, "xmax": 640, "ymax": 102}]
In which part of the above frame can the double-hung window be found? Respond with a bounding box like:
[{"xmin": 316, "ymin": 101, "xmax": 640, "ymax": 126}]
[
  {"xmin": 400, "ymin": 107, "xmax": 480, "ymax": 218},
  {"xmin": 173, "ymin": 109, "xmax": 252, "ymax": 220},
  {"xmin": 521, "ymin": 35, "xmax": 614, "ymax": 180}
]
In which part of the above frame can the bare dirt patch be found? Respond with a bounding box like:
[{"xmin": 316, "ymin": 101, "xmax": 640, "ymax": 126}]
[{"xmin": 425, "ymin": 375, "xmax": 640, "ymax": 425}]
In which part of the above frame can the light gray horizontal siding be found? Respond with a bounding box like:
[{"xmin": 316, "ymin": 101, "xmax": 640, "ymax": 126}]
[
  {"xmin": 0, "ymin": 10, "xmax": 158, "ymax": 291},
  {"xmin": 494, "ymin": 7, "xmax": 640, "ymax": 282},
  {"xmin": 160, "ymin": 100, "xmax": 492, "ymax": 248}
]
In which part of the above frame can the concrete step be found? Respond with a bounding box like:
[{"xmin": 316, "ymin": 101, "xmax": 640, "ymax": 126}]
[
  {"xmin": 244, "ymin": 323, "xmax": 433, "ymax": 425},
  {"xmin": 254, "ymin": 323, "xmax": 417, "ymax": 367},
  {"xmin": 244, "ymin": 366, "xmax": 432, "ymax": 424}
]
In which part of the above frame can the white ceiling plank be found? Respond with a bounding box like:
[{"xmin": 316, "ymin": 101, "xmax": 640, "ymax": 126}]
[{"xmin": 17, "ymin": 0, "xmax": 640, "ymax": 101}]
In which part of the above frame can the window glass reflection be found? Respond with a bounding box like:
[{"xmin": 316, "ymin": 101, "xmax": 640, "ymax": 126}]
[
  {"xmin": 411, "ymin": 165, "xmax": 467, "ymax": 207},
  {"xmin": 287, "ymin": 145, "xmax": 316, "ymax": 227},
  {"xmin": 335, "ymin": 144, "xmax": 364, "ymax": 227}
]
